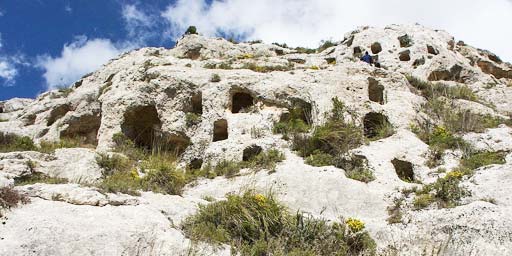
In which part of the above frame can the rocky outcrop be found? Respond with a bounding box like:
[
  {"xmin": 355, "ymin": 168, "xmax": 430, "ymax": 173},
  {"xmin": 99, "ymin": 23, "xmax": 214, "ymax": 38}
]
[{"xmin": 1, "ymin": 24, "xmax": 512, "ymax": 255}]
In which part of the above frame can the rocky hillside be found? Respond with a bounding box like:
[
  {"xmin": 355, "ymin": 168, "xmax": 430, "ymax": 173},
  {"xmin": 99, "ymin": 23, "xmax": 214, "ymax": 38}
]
[{"xmin": 1, "ymin": 24, "xmax": 512, "ymax": 255}]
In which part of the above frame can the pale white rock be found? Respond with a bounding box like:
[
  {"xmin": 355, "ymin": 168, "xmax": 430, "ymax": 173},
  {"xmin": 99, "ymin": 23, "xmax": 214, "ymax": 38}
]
[
  {"xmin": 0, "ymin": 149, "xmax": 101, "ymax": 185},
  {"xmin": 463, "ymin": 126, "xmax": 512, "ymax": 152},
  {"xmin": 0, "ymin": 198, "xmax": 229, "ymax": 256},
  {"xmin": 376, "ymin": 202, "xmax": 512, "ymax": 256},
  {"xmin": 17, "ymin": 183, "xmax": 140, "ymax": 206},
  {"xmin": 40, "ymin": 148, "xmax": 102, "ymax": 183},
  {"xmin": 0, "ymin": 98, "xmax": 33, "ymax": 113},
  {"xmin": 463, "ymin": 158, "xmax": 512, "ymax": 206},
  {"xmin": 0, "ymin": 151, "xmax": 54, "ymax": 187}
]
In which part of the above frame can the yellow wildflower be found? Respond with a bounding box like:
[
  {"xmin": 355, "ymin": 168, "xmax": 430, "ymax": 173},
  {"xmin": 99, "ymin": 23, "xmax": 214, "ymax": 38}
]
[
  {"xmin": 130, "ymin": 168, "xmax": 140, "ymax": 179},
  {"xmin": 346, "ymin": 218, "xmax": 365, "ymax": 233},
  {"xmin": 254, "ymin": 194, "xmax": 267, "ymax": 207},
  {"xmin": 446, "ymin": 170, "xmax": 464, "ymax": 179}
]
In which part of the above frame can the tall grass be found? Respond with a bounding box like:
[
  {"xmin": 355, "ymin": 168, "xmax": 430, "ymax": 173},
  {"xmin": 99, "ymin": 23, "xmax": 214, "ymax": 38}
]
[
  {"xmin": 193, "ymin": 149, "xmax": 285, "ymax": 179},
  {"xmin": 408, "ymin": 76, "xmax": 510, "ymax": 167},
  {"xmin": 0, "ymin": 132, "xmax": 37, "ymax": 152},
  {"xmin": 182, "ymin": 190, "xmax": 376, "ymax": 255},
  {"xmin": 96, "ymin": 151, "xmax": 187, "ymax": 196},
  {"xmin": 0, "ymin": 132, "xmax": 93, "ymax": 154}
]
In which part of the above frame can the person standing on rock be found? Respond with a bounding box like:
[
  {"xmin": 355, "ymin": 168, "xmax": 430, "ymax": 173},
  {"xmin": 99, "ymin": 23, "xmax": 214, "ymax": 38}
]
[{"xmin": 360, "ymin": 51, "xmax": 373, "ymax": 65}]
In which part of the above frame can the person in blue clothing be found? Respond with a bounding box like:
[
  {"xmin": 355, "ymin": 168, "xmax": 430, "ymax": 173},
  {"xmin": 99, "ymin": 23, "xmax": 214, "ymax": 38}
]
[{"xmin": 360, "ymin": 51, "xmax": 373, "ymax": 65}]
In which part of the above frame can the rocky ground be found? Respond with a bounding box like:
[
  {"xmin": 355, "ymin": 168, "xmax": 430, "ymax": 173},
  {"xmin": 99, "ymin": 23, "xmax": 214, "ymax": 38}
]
[{"xmin": 1, "ymin": 24, "xmax": 512, "ymax": 255}]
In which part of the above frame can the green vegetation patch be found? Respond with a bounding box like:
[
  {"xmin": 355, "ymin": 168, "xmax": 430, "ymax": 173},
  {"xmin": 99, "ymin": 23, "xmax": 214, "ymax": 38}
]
[
  {"xmin": 96, "ymin": 152, "xmax": 187, "ymax": 196},
  {"xmin": 14, "ymin": 172, "xmax": 68, "ymax": 186},
  {"xmin": 193, "ymin": 149, "xmax": 285, "ymax": 179},
  {"xmin": 413, "ymin": 170, "xmax": 469, "ymax": 209},
  {"xmin": 0, "ymin": 132, "xmax": 38, "ymax": 152},
  {"xmin": 293, "ymin": 98, "xmax": 364, "ymax": 159},
  {"xmin": 182, "ymin": 190, "xmax": 376, "ymax": 255}
]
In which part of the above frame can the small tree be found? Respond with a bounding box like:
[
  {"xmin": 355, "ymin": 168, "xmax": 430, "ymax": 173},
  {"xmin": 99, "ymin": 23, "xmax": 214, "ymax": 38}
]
[{"xmin": 185, "ymin": 26, "xmax": 198, "ymax": 35}]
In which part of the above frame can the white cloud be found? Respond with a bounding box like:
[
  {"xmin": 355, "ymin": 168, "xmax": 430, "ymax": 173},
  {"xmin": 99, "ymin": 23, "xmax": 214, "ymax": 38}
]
[
  {"xmin": 0, "ymin": 59, "xmax": 17, "ymax": 86},
  {"xmin": 64, "ymin": 4, "xmax": 72, "ymax": 13},
  {"xmin": 162, "ymin": 0, "xmax": 512, "ymax": 62},
  {"xmin": 0, "ymin": 33, "xmax": 19, "ymax": 86},
  {"xmin": 36, "ymin": 36, "xmax": 132, "ymax": 89},
  {"xmin": 123, "ymin": 4, "xmax": 151, "ymax": 28},
  {"xmin": 122, "ymin": 4, "xmax": 155, "ymax": 43}
]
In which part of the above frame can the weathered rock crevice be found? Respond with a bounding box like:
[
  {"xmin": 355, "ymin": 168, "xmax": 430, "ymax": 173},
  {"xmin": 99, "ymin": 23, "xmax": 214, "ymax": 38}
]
[
  {"xmin": 399, "ymin": 50, "xmax": 411, "ymax": 61},
  {"xmin": 242, "ymin": 145, "xmax": 262, "ymax": 161},
  {"xmin": 231, "ymin": 90, "xmax": 255, "ymax": 113},
  {"xmin": 47, "ymin": 104, "xmax": 72, "ymax": 126},
  {"xmin": 60, "ymin": 113, "xmax": 102, "ymax": 145},
  {"xmin": 477, "ymin": 61, "xmax": 512, "ymax": 79},
  {"xmin": 428, "ymin": 64, "xmax": 463, "ymax": 82},
  {"xmin": 363, "ymin": 112, "xmax": 391, "ymax": 139},
  {"xmin": 391, "ymin": 158, "xmax": 414, "ymax": 182},
  {"xmin": 368, "ymin": 78, "xmax": 385, "ymax": 104},
  {"xmin": 121, "ymin": 105, "xmax": 161, "ymax": 149},
  {"xmin": 213, "ymin": 119, "xmax": 228, "ymax": 142},
  {"xmin": 371, "ymin": 42, "xmax": 382, "ymax": 54}
]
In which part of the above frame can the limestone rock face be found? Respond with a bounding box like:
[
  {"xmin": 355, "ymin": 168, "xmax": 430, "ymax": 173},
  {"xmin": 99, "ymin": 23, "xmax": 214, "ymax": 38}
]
[{"xmin": 1, "ymin": 24, "xmax": 512, "ymax": 256}]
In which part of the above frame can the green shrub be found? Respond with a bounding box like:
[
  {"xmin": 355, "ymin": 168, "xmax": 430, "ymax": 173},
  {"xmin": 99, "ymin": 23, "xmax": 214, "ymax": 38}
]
[
  {"xmin": 185, "ymin": 26, "xmax": 198, "ymax": 35},
  {"xmin": 185, "ymin": 113, "xmax": 202, "ymax": 127},
  {"xmin": 273, "ymin": 118, "xmax": 310, "ymax": 140},
  {"xmin": 305, "ymin": 150, "xmax": 334, "ymax": 167},
  {"xmin": 460, "ymin": 151, "xmax": 506, "ymax": 170},
  {"xmin": 412, "ymin": 97, "xmax": 506, "ymax": 167},
  {"xmin": 0, "ymin": 187, "xmax": 30, "ymax": 217},
  {"xmin": 408, "ymin": 75, "xmax": 506, "ymax": 135},
  {"xmin": 199, "ymin": 149, "xmax": 285, "ymax": 178},
  {"xmin": 196, "ymin": 150, "xmax": 285, "ymax": 179},
  {"xmin": 407, "ymin": 76, "xmax": 478, "ymax": 102},
  {"xmin": 429, "ymin": 171, "xmax": 470, "ymax": 208},
  {"xmin": 38, "ymin": 137, "xmax": 85, "ymax": 154},
  {"xmin": 0, "ymin": 118, "xmax": 8, "ymax": 122},
  {"xmin": 414, "ymin": 125, "xmax": 466, "ymax": 167},
  {"xmin": 241, "ymin": 63, "xmax": 293, "ymax": 73},
  {"xmin": 99, "ymin": 170, "xmax": 141, "ymax": 196},
  {"xmin": 204, "ymin": 62, "xmax": 234, "ymax": 70},
  {"xmin": 139, "ymin": 152, "xmax": 186, "ymax": 195},
  {"xmin": 210, "ymin": 73, "xmax": 221, "ymax": 82},
  {"xmin": 141, "ymin": 166, "xmax": 186, "ymax": 195},
  {"xmin": 211, "ymin": 160, "xmax": 244, "ymax": 178},
  {"xmin": 97, "ymin": 151, "xmax": 186, "ymax": 196},
  {"xmin": 95, "ymin": 152, "xmax": 141, "ymax": 195},
  {"xmin": 413, "ymin": 194, "xmax": 433, "ymax": 210},
  {"xmin": 96, "ymin": 153, "xmax": 133, "ymax": 177},
  {"xmin": 294, "ymin": 47, "xmax": 316, "ymax": 54},
  {"xmin": 345, "ymin": 168, "xmax": 375, "ymax": 183},
  {"xmin": 413, "ymin": 170, "xmax": 469, "ymax": 209},
  {"xmin": 293, "ymin": 98, "xmax": 364, "ymax": 164},
  {"xmin": 336, "ymin": 155, "xmax": 375, "ymax": 183},
  {"xmin": 14, "ymin": 172, "xmax": 68, "ymax": 186},
  {"xmin": 0, "ymin": 132, "xmax": 37, "ymax": 152},
  {"xmin": 317, "ymin": 40, "xmax": 337, "ymax": 52},
  {"xmin": 182, "ymin": 191, "xmax": 376, "ymax": 255},
  {"xmin": 111, "ymin": 132, "xmax": 145, "ymax": 160},
  {"xmin": 246, "ymin": 149, "xmax": 285, "ymax": 171}
]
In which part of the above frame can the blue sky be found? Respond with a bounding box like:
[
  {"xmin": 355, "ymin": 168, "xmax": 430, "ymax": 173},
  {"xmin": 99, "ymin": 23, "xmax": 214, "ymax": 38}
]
[
  {"xmin": 1, "ymin": 0, "xmax": 512, "ymax": 101},
  {"xmin": 0, "ymin": 0, "xmax": 177, "ymax": 100}
]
